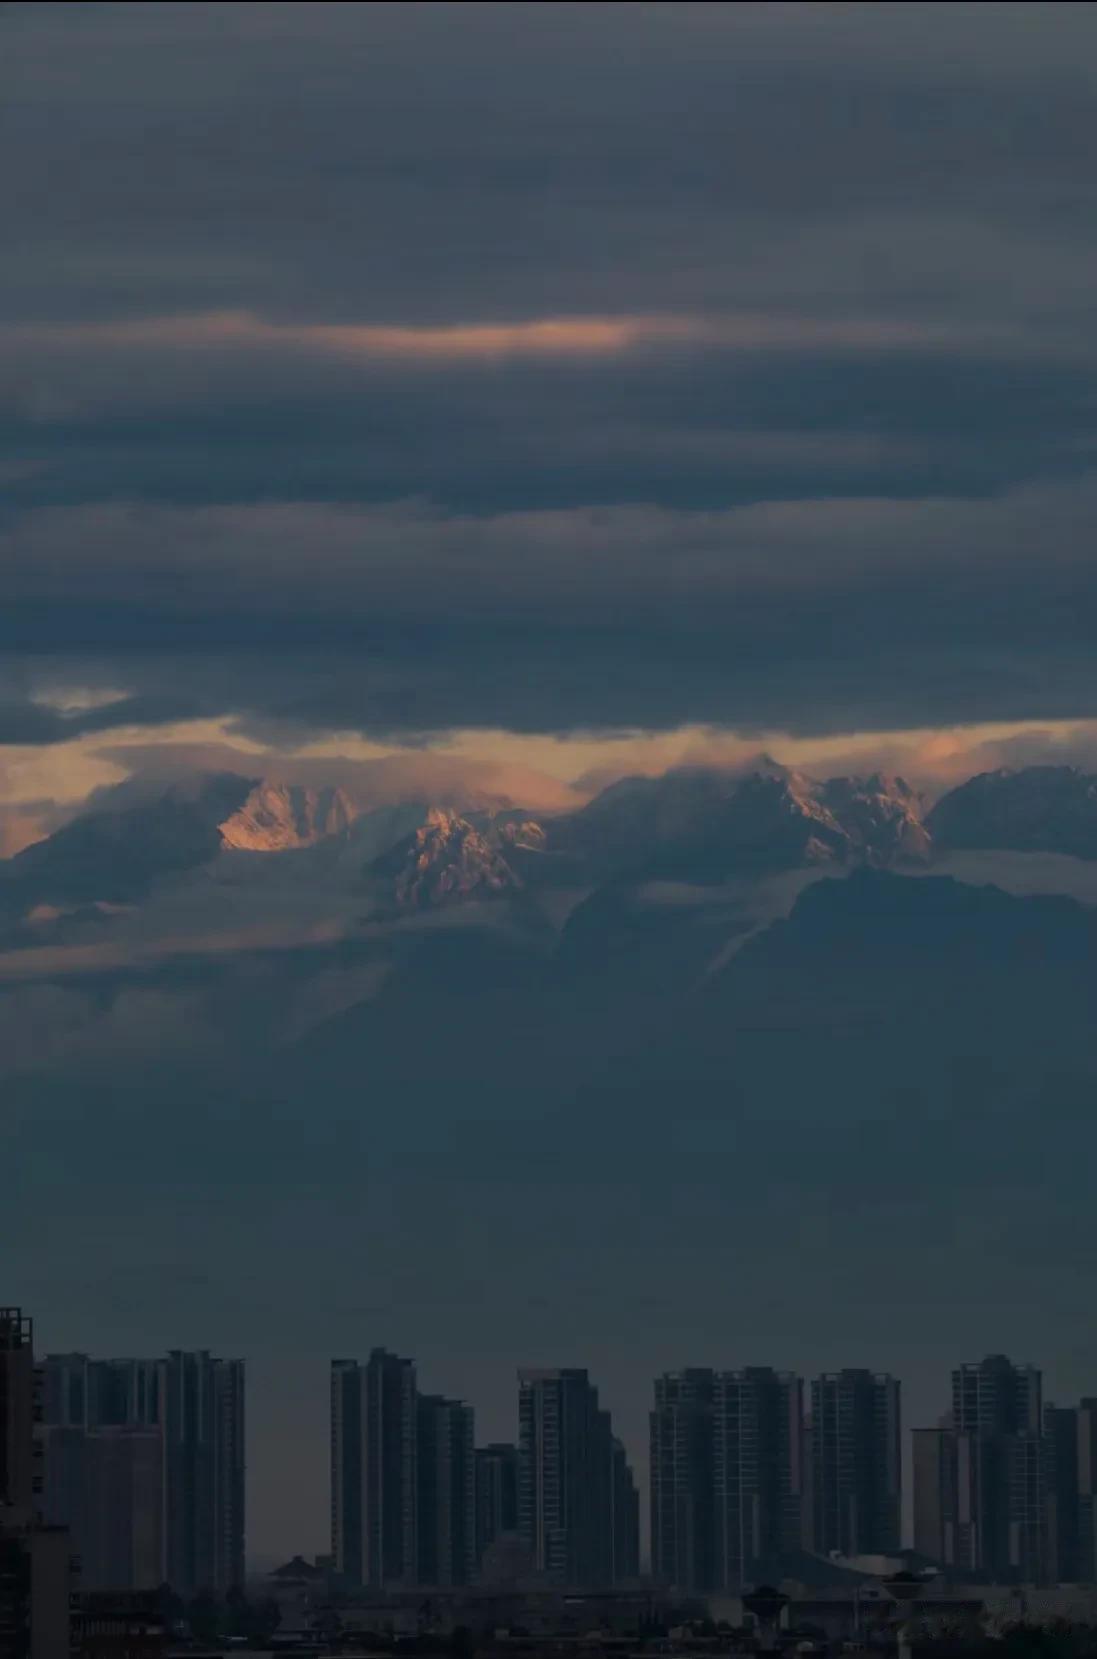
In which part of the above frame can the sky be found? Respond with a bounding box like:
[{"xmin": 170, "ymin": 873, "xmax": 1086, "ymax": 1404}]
[{"xmin": 5, "ymin": 1, "xmax": 1097, "ymax": 1566}]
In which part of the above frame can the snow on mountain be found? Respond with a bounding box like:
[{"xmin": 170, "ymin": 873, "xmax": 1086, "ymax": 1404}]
[
  {"xmin": 819, "ymin": 772, "xmax": 931, "ymax": 862},
  {"xmin": 370, "ymin": 808, "xmax": 523, "ymax": 909},
  {"xmin": 218, "ymin": 781, "xmax": 357, "ymax": 851},
  {"xmin": 13, "ymin": 761, "xmax": 1097, "ymax": 942},
  {"xmin": 1, "ymin": 772, "xmax": 252, "ymax": 905},
  {"xmin": 928, "ymin": 765, "xmax": 1097, "ymax": 860},
  {"xmin": 546, "ymin": 758, "xmax": 927, "ymax": 878}
]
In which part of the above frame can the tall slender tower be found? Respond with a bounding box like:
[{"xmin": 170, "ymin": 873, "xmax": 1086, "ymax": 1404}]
[
  {"xmin": 1077, "ymin": 1398, "xmax": 1097, "ymax": 1582},
  {"xmin": 0, "ymin": 1310, "xmax": 72, "ymax": 1659},
  {"xmin": 952, "ymin": 1354, "xmax": 1044, "ymax": 1580},
  {"xmin": 0, "ymin": 1308, "xmax": 38, "ymax": 1517},
  {"xmin": 811, "ymin": 1370, "xmax": 900, "ymax": 1557},
  {"xmin": 518, "ymin": 1368, "xmax": 631, "ymax": 1585},
  {"xmin": 713, "ymin": 1368, "xmax": 804, "ymax": 1586},
  {"xmin": 650, "ymin": 1369, "xmax": 715, "ymax": 1591},
  {"xmin": 417, "ymin": 1395, "xmax": 475, "ymax": 1586},
  {"xmin": 331, "ymin": 1349, "xmax": 418, "ymax": 1587},
  {"xmin": 159, "ymin": 1351, "xmax": 245, "ymax": 1595}
]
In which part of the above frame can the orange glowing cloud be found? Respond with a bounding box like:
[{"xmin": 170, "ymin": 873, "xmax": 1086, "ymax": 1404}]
[{"xmin": 5, "ymin": 308, "xmax": 962, "ymax": 368}]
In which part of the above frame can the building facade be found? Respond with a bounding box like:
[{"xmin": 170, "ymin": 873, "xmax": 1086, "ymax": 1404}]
[
  {"xmin": 1075, "ymin": 1399, "xmax": 1097, "ymax": 1583},
  {"xmin": 954, "ymin": 1354, "xmax": 1043, "ymax": 1581},
  {"xmin": 0, "ymin": 1308, "xmax": 38, "ymax": 1517},
  {"xmin": 810, "ymin": 1370, "xmax": 900, "ymax": 1558},
  {"xmin": 1, "ymin": 1310, "xmax": 73, "ymax": 1659},
  {"xmin": 417, "ymin": 1395, "xmax": 475, "ymax": 1586},
  {"xmin": 610, "ymin": 1434, "xmax": 640, "ymax": 1583},
  {"xmin": 157, "ymin": 1351, "xmax": 245, "ymax": 1596},
  {"xmin": 474, "ymin": 1443, "xmax": 518, "ymax": 1569},
  {"xmin": 650, "ymin": 1369, "xmax": 715, "ymax": 1591},
  {"xmin": 1033, "ymin": 1397, "xmax": 1097, "ymax": 1585},
  {"xmin": 518, "ymin": 1368, "xmax": 634, "ymax": 1586},
  {"xmin": 913, "ymin": 1356, "xmax": 1051, "ymax": 1582},
  {"xmin": 42, "ymin": 1349, "xmax": 243, "ymax": 1596},
  {"xmin": 713, "ymin": 1367, "xmax": 804, "ymax": 1587},
  {"xmin": 331, "ymin": 1349, "xmax": 418, "ymax": 1588}
]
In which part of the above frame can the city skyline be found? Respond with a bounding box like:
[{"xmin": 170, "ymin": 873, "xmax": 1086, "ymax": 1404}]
[
  {"xmin": 6, "ymin": 0, "xmax": 1097, "ymax": 1592},
  {"xmin": 23, "ymin": 1311, "xmax": 1097, "ymax": 1578}
]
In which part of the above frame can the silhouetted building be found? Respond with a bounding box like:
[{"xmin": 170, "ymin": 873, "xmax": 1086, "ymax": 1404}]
[
  {"xmin": 0, "ymin": 1526, "xmax": 73, "ymax": 1659},
  {"xmin": 1006, "ymin": 1425, "xmax": 1052, "ymax": 1583},
  {"xmin": 610, "ymin": 1434, "xmax": 640, "ymax": 1582},
  {"xmin": 417, "ymin": 1395, "xmax": 475, "ymax": 1586},
  {"xmin": 43, "ymin": 1350, "xmax": 232, "ymax": 1595},
  {"xmin": 956, "ymin": 1354, "xmax": 1042, "ymax": 1580},
  {"xmin": 1, "ymin": 1310, "xmax": 72, "ymax": 1659},
  {"xmin": 518, "ymin": 1367, "xmax": 632, "ymax": 1585},
  {"xmin": 1077, "ymin": 1399, "xmax": 1097, "ymax": 1582},
  {"xmin": 650, "ymin": 1369, "xmax": 715, "ymax": 1591},
  {"xmin": 44, "ymin": 1355, "xmax": 160, "ymax": 1433},
  {"xmin": 1045, "ymin": 1398, "xmax": 1097, "ymax": 1584},
  {"xmin": 159, "ymin": 1351, "xmax": 245, "ymax": 1595},
  {"xmin": 93, "ymin": 1361, "xmax": 160, "ymax": 1430},
  {"xmin": 331, "ymin": 1349, "xmax": 418, "ymax": 1588},
  {"xmin": 914, "ymin": 1355, "xmax": 1050, "ymax": 1581},
  {"xmin": 43, "ymin": 1426, "xmax": 162, "ymax": 1592},
  {"xmin": 811, "ymin": 1370, "xmax": 900, "ymax": 1556},
  {"xmin": 42, "ymin": 1353, "xmax": 91, "ymax": 1431},
  {"xmin": 44, "ymin": 1356, "xmax": 165, "ymax": 1592},
  {"xmin": 475, "ymin": 1443, "xmax": 518, "ymax": 1569},
  {"xmin": 0, "ymin": 1308, "xmax": 38, "ymax": 1516},
  {"xmin": 713, "ymin": 1367, "xmax": 804, "ymax": 1587},
  {"xmin": 912, "ymin": 1425, "xmax": 956, "ymax": 1566}
]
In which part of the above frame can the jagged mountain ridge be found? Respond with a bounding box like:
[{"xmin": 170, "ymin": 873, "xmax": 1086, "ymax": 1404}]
[
  {"xmin": 0, "ymin": 773, "xmax": 365, "ymax": 910},
  {"xmin": 8, "ymin": 761, "xmax": 1097, "ymax": 923},
  {"xmin": 218, "ymin": 780, "xmax": 357, "ymax": 851},
  {"xmin": 927, "ymin": 764, "xmax": 1097, "ymax": 860},
  {"xmin": 546, "ymin": 759, "xmax": 928, "ymax": 880},
  {"xmin": 370, "ymin": 808, "xmax": 521, "ymax": 909}
]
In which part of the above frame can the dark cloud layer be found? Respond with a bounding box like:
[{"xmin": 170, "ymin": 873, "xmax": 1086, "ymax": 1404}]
[
  {"xmin": 3, "ymin": 2, "xmax": 1097, "ymax": 736},
  {"xmin": 3, "ymin": 477, "xmax": 1097, "ymax": 738},
  {"xmin": 7, "ymin": 6, "xmax": 1097, "ymax": 1562}
]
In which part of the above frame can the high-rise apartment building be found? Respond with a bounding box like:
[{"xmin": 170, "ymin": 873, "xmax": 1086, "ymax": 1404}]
[
  {"xmin": 912, "ymin": 1426, "xmax": 958, "ymax": 1565},
  {"xmin": 0, "ymin": 1308, "xmax": 38, "ymax": 1517},
  {"xmin": 475, "ymin": 1443, "xmax": 518, "ymax": 1568},
  {"xmin": 43, "ymin": 1353, "xmax": 160, "ymax": 1431},
  {"xmin": 158, "ymin": 1351, "xmax": 245, "ymax": 1596},
  {"xmin": 417, "ymin": 1395, "xmax": 475, "ymax": 1586},
  {"xmin": 913, "ymin": 1356, "xmax": 1047, "ymax": 1582},
  {"xmin": 44, "ymin": 1426, "xmax": 163, "ymax": 1592},
  {"xmin": 955, "ymin": 1354, "xmax": 1042, "ymax": 1581},
  {"xmin": 610, "ymin": 1434, "xmax": 640, "ymax": 1583},
  {"xmin": 1076, "ymin": 1399, "xmax": 1097, "ymax": 1582},
  {"xmin": 1, "ymin": 1310, "xmax": 73, "ymax": 1659},
  {"xmin": 331, "ymin": 1350, "xmax": 418, "ymax": 1587},
  {"xmin": 1005, "ymin": 1425, "xmax": 1051, "ymax": 1584},
  {"xmin": 953, "ymin": 1354, "xmax": 1042, "ymax": 1443},
  {"xmin": 811, "ymin": 1370, "xmax": 900, "ymax": 1557},
  {"xmin": 518, "ymin": 1368, "xmax": 634, "ymax": 1586},
  {"xmin": 42, "ymin": 1349, "xmax": 243, "ymax": 1596},
  {"xmin": 713, "ymin": 1368, "xmax": 804, "ymax": 1587},
  {"xmin": 650, "ymin": 1369, "xmax": 715, "ymax": 1591},
  {"xmin": 1044, "ymin": 1398, "xmax": 1097, "ymax": 1584}
]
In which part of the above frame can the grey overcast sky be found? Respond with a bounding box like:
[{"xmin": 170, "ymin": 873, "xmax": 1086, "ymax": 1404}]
[
  {"xmin": 5, "ymin": 2, "xmax": 1097, "ymax": 1565},
  {"xmin": 3, "ymin": 1, "xmax": 1097, "ymax": 757}
]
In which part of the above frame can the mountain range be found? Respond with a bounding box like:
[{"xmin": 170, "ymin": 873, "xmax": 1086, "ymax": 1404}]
[
  {"xmin": 4, "ymin": 758, "xmax": 1097, "ymax": 1186},
  {"xmin": 5, "ymin": 760, "xmax": 1097, "ymax": 930}
]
